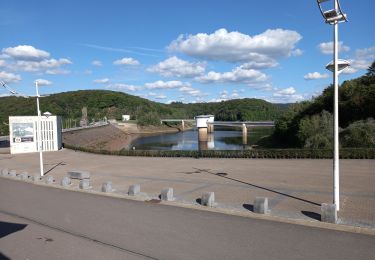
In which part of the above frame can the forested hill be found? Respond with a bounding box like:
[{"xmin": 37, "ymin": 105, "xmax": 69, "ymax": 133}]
[
  {"xmin": 0, "ymin": 90, "xmax": 285, "ymax": 135},
  {"xmin": 271, "ymin": 62, "xmax": 375, "ymax": 148}
]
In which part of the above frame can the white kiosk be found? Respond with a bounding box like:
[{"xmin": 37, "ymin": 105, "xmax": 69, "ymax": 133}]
[{"xmin": 9, "ymin": 116, "xmax": 62, "ymax": 154}]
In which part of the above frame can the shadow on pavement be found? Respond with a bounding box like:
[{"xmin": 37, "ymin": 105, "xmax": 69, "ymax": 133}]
[
  {"xmin": 192, "ymin": 168, "xmax": 322, "ymax": 207},
  {"xmin": 301, "ymin": 211, "xmax": 321, "ymax": 221},
  {"xmin": 0, "ymin": 221, "xmax": 27, "ymax": 239},
  {"xmin": 43, "ymin": 161, "xmax": 66, "ymax": 175},
  {"xmin": 242, "ymin": 204, "xmax": 254, "ymax": 212},
  {"xmin": 0, "ymin": 252, "xmax": 10, "ymax": 260}
]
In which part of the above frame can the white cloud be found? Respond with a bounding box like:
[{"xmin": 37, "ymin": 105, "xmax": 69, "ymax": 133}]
[
  {"xmin": 178, "ymin": 86, "xmax": 205, "ymax": 97},
  {"xmin": 342, "ymin": 46, "xmax": 375, "ymax": 75},
  {"xmin": 13, "ymin": 58, "xmax": 72, "ymax": 72},
  {"xmin": 0, "ymin": 71, "xmax": 22, "ymax": 83},
  {"xmin": 92, "ymin": 60, "xmax": 102, "ymax": 66},
  {"xmin": 93, "ymin": 78, "xmax": 110, "ymax": 84},
  {"xmin": 239, "ymin": 58, "xmax": 278, "ymax": 70},
  {"xmin": 46, "ymin": 69, "xmax": 71, "ymax": 75},
  {"xmin": 113, "ymin": 57, "xmax": 140, "ymax": 66},
  {"xmin": 168, "ymin": 28, "xmax": 302, "ymax": 63},
  {"xmin": 0, "ymin": 60, "xmax": 6, "ymax": 67},
  {"xmin": 145, "ymin": 80, "xmax": 190, "ymax": 89},
  {"xmin": 154, "ymin": 95, "xmax": 167, "ymax": 100},
  {"xmin": 106, "ymin": 83, "xmax": 139, "ymax": 92},
  {"xmin": 196, "ymin": 66, "xmax": 267, "ymax": 84},
  {"xmin": 35, "ymin": 78, "xmax": 52, "ymax": 86},
  {"xmin": 2, "ymin": 45, "xmax": 50, "ymax": 61},
  {"xmin": 304, "ymin": 72, "xmax": 329, "ymax": 80},
  {"xmin": 272, "ymin": 87, "xmax": 304, "ymax": 103},
  {"xmin": 148, "ymin": 56, "xmax": 205, "ymax": 78},
  {"xmin": 318, "ymin": 41, "xmax": 350, "ymax": 55}
]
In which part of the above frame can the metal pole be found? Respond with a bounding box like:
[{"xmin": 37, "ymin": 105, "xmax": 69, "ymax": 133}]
[
  {"xmin": 333, "ymin": 0, "xmax": 340, "ymax": 211},
  {"xmin": 36, "ymin": 81, "xmax": 44, "ymax": 177}
]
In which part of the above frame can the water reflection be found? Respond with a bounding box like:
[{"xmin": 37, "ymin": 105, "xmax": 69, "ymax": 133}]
[{"xmin": 130, "ymin": 127, "xmax": 273, "ymax": 151}]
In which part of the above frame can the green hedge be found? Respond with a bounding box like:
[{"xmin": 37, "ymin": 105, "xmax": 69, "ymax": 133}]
[{"xmin": 63, "ymin": 144, "xmax": 375, "ymax": 159}]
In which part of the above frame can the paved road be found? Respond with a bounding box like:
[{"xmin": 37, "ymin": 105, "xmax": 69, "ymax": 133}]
[{"xmin": 0, "ymin": 178, "xmax": 374, "ymax": 260}]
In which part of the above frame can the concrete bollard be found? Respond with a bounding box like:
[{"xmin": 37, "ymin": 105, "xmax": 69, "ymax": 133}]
[
  {"xmin": 201, "ymin": 192, "xmax": 215, "ymax": 207},
  {"xmin": 1, "ymin": 168, "xmax": 9, "ymax": 176},
  {"xmin": 79, "ymin": 179, "xmax": 90, "ymax": 190},
  {"xmin": 45, "ymin": 175, "xmax": 54, "ymax": 184},
  {"xmin": 161, "ymin": 187, "xmax": 174, "ymax": 201},
  {"xmin": 321, "ymin": 203, "xmax": 337, "ymax": 224},
  {"xmin": 31, "ymin": 174, "xmax": 42, "ymax": 182},
  {"xmin": 18, "ymin": 172, "xmax": 29, "ymax": 180},
  {"xmin": 254, "ymin": 197, "xmax": 269, "ymax": 214},
  {"xmin": 8, "ymin": 170, "xmax": 17, "ymax": 178},
  {"xmin": 61, "ymin": 177, "xmax": 71, "ymax": 187},
  {"xmin": 128, "ymin": 184, "xmax": 140, "ymax": 196},
  {"xmin": 101, "ymin": 181, "xmax": 113, "ymax": 193}
]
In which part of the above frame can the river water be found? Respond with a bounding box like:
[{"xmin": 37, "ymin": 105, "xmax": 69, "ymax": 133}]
[{"xmin": 130, "ymin": 127, "xmax": 274, "ymax": 151}]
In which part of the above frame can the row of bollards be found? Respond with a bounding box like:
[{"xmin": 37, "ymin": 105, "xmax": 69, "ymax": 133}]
[{"xmin": 0, "ymin": 168, "xmax": 337, "ymax": 223}]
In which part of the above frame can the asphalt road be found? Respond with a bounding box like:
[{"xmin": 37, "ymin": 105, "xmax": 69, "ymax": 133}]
[{"xmin": 0, "ymin": 178, "xmax": 374, "ymax": 260}]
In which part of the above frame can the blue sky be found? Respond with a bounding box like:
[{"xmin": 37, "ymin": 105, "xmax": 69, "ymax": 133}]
[{"xmin": 0, "ymin": 0, "xmax": 374, "ymax": 103}]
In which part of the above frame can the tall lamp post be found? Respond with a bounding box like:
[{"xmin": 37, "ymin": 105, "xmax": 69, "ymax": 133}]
[
  {"xmin": 316, "ymin": 0, "xmax": 350, "ymax": 211},
  {"xmin": 35, "ymin": 80, "xmax": 44, "ymax": 177}
]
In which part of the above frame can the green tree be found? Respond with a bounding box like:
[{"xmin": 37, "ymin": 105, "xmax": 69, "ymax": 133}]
[{"xmin": 340, "ymin": 118, "xmax": 375, "ymax": 148}]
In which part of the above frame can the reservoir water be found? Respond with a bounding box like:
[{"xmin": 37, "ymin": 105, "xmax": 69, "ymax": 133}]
[{"xmin": 130, "ymin": 127, "xmax": 274, "ymax": 151}]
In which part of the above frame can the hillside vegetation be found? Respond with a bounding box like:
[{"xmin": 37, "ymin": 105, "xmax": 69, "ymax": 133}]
[
  {"xmin": 271, "ymin": 61, "xmax": 375, "ymax": 148},
  {"xmin": 0, "ymin": 90, "xmax": 283, "ymax": 135}
]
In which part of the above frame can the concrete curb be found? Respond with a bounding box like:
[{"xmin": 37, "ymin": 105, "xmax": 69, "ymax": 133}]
[{"xmin": 0, "ymin": 175, "xmax": 374, "ymax": 236}]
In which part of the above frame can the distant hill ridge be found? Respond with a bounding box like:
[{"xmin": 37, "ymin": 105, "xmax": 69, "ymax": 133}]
[{"xmin": 0, "ymin": 89, "xmax": 285, "ymax": 135}]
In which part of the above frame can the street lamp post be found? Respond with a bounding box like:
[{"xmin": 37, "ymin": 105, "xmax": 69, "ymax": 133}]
[
  {"xmin": 317, "ymin": 0, "xmax": 349, "ymax": 211},
  {"xmin": 35, "ymin": 81, "xmax": 44, "ymax": 177}
]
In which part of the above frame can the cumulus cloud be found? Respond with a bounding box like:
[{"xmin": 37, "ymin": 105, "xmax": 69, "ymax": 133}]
[
  {"xmin": 0, "ymin": 60, "xmax": 6, "ymax": 67},
  {"xmin": 304, "ymin": 72, "xmax": 329, "ymax": 80},
  {"xmin": 35, "ymin": 78, "xmax": 52, "ymax": 86},
  {"xmin": 145, "ymin": 80, "xmax": 190, "ymax": 89},
  {"xmin": 340, "ymin": 46, "xmax": 375, "ymax": 75},
  {"xmin": 154, "ymin": 95, "xmax": 167, "ymax": 100},
  {"xmin": 272, "ymin": 87, "xmax": 304, "ymax": 103},
  {"xmin": 196, "ymin": 66, "xmax": 267, "ymax": 84},
  {"xmin": 0, "ymin": 71, "xmax": 21, "ymax": 83},
  {"xmin": 93, "ymin": 78, "xmax": 110, "ymax": 84},
  {"xmin": 318, "ymin": 41, "xmax": 350, "ymax": 55},
  {"xmin": 1, "ymin": 45, "xmax": 72, "ymax": 74},
  {"xmin": 168, "ymin": 28, "xmax": 302, "ymax": 63},
  {"xmin": 13, "ymin": 58, "xmax": 72, "ymax": 72},
  {"xmin": 113, "ymin": 57, "xmax": 140, "ymax": 66},
  {"xmin": 2, "ymin": 45, "xmax": 50, "ymax": 61},
  {"xmin": 92, "ymin": 60, "xmax": 102, "ymax": 66},
  {"xmin": 148, "ymin": 56, "xmax": 205, "ymax": 78},
  {"xmin": 105, "ymin": 83, "xmax": 139, "ymax": 92},
  {"xmin": 178, "ymin": 86, "xmax": 205, "ymax": 97}
]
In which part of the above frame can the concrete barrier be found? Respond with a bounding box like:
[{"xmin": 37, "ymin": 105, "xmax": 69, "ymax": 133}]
[
  {"xmin": 101, "ymin": 181, "xmax": 113, "ymax": 193},
  {"xmin": 61, "ymin": 177, "xmax": 71, "ymax": 187},
  {"xmin": 18, "ymin": 172, "xmax": 28, "ymax": 180},
  {"xmin": 8, "ymin": 170, "xmax": 16, "ymax": 178},
  {"xmin": 161, "ymin": 188, "xmax": 174, "ymax": 201},
  {"xmin": 68, "ymin": 170, "xmax": 90, "ymax": 180},
  {"xmin": 79, "ymin": 179, "xmax": 90, "ymax": 190},
  {"xmin": 31, "ymin": 174, "xmax": 41, "ymax": 182},
  {"xmin": 128, "ymin": 184, "xmax": 140, "ymax": 196},
  {"xmin": 45, "ymin": 175, "xmax": 54, "ymax": 184},
  {"xmin": 254, "ymin": 197, "xmax": 269, "ymax": 214},
  {"xmin": 1, "ymin": 168, "xmax": 9, "ymax": 176},
  {"xmin": 321, "ymin": 203, "xmax": 337, "ymax": 224},
  {"xmin": 201, "ymin": 192, "xmax": 215, "ymax": 207}
]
